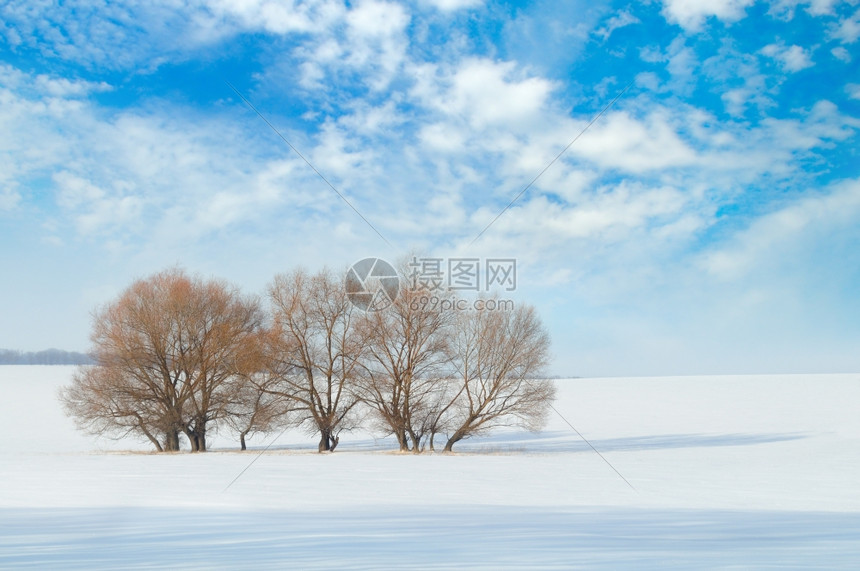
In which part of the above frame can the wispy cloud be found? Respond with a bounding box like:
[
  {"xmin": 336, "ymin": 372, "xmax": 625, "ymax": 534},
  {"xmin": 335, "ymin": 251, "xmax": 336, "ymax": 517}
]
[
  {"xmin": 0, "ymin": 0, "xmax": 858, "ymax": 374},
  {"xmin": 595, "ymin": 9, "xmax": 640, "ymax": 41},
  {"xmin": 708, "ymin": 183, "xmax": 852, "ymax": 269}
]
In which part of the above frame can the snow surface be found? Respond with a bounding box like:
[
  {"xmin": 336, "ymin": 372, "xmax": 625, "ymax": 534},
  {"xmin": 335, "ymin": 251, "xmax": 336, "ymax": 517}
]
[{"xmin": 1, "ymin": 366, "xmax": 858, "ymax": 568}]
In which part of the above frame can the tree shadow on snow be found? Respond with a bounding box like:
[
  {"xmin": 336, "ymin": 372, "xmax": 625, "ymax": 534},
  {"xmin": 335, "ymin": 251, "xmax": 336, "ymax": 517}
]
[
  {"xmin": 236, "ymin": 431, "xmax": 809, "ymax": 455},
  {"xmin": 453, "ymin": 430, "xmax": 810, "ymax": 454}
]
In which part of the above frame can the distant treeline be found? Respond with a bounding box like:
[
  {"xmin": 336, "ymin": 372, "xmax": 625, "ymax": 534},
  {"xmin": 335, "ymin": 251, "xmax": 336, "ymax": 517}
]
[{"xmin": 0, "ymin": 349, "xmax": 93, "ymax": 365}]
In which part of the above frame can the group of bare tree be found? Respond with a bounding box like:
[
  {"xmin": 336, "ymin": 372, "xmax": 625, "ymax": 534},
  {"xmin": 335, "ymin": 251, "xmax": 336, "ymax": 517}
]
[{"xmin": 60, "ymin": 266, "xmax": 555, "ymax": 453}]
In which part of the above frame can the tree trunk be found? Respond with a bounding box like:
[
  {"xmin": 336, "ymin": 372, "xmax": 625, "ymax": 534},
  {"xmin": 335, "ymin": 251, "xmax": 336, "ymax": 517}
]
[
  {"xmin": 240, "ymin": 432, "xmax": 247, "ymax": 451},
  {"xmin": 395, "ymin": 429, "xmax": 410, "ymax": 452},
  {"xmin": 141, "ymin": 425, "xmax": 163, "ymax": 452},
  {"xmin": 318, "ymin": 429, "xmax": 339, "ymax": 452},
  {"xmin": 409, "ymin": 431, "xmax": 422, "ymax": 454},
  {"xmin": 190, "ymin": 432, "xmax": 207, "ymax": 452},
  {"xmin": 163, "ymin": 429, "xmax": 180, "ymax": 452},
  {"xmin": 184, "ymin": 424, "xmax": 207, "ymax": 452},
  {"xmin": 184, "ymin": 429, "xmax": 197, "ymax": 452},
  {"xmin": 444, "ymin": 430, "xmax": 466, "ymax": 452},
  {"xmin": 319, "ymin": 430, "xmax": 332, "ymax": 452}
]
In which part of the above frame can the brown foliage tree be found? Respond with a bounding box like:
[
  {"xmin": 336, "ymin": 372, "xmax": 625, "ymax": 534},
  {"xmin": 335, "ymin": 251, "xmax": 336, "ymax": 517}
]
[
  {"xmin": 61, "ymin": 362, "xmax": 177, "ymax": 451},
  {"xmin": 60, "ymin": 268, "xmax": 263, "ymax": 452}
]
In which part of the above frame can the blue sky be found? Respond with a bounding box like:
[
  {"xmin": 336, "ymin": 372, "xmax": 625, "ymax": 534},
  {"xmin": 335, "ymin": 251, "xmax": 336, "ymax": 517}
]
[{"xmin": 1, "ymin": 0, "xmax": 858, "ymax": 376}]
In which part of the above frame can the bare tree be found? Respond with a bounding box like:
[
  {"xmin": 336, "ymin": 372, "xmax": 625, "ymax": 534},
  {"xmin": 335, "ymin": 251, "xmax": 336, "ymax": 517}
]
[
  {"xmin": 267, "ymin": 269, "xmax": 364, "ymax": 452},
  {"xmin": 59, "ymin": 268, "xmax": 263, "ymax": 452},
  {"xmin": 357, "ymin": 284, "xmax": 455, "ymax": 453},
  {"xmin": 221, "ymin": 371, "xmax": 293, "ymax": 450},
  {"xmin": 442, "ymin": 302, "xmax": 555, "ymax": 452},
  {"xmin": 220, "ymin": 331, "xmax": 294, "ymax": 450}
]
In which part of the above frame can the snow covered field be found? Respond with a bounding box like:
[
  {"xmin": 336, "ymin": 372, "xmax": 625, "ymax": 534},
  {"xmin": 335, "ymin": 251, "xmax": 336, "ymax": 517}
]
[{"xmin": 1, "ymin": 366, "xmax": 858, "ymax": 569}]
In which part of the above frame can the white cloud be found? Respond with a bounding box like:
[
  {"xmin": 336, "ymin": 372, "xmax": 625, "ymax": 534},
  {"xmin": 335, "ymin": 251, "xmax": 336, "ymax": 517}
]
[
  {"xmin": 0, "ymin": 64, "xmax": 350, "ymax": 256},
  {"xmin": 460, "ymin": 96, "xmax": 860, "ymax": 275},
  {"xmin": 0, "ymin": 63, "xmax": 110, "ymax": 99},
  {"xmin": 760, "ymin": 43, "xmax": 815, "ymax": 72},
  {"xmin": 696, "ymin": 101, "xmax": 859, "ymax": 184},
  {"xmin": 421, "ymin": 0, "xmax": 483, "ymax": 11},
  {"xmin": 569, "ymin": 110, "xmax": 698, "ymax": 173},
  {"xmin": 666, "ymin": 38, "xmax": 699, "ymax": 92},
  {"xmin": 803, "ymin": 0, "xmax": 839, "ymax": 15},
  {"xmin": 831, "ymin": 8, "xmax": 860, "ymax": 43},
  {"xmin": 348, "ymin": 0, "xmax": 408, "ymax": 37},
  {"xmin": 769, "ymin": 0, "xmax": 840, "ymax": 18},
  {"xmin": 337, "ymin": 99, "xmax": 407, "ymax": 135},
  {"xmin": 33, "ymin": 75, "xmax": 112, "ymax": 98},
  {"xmin": 4, "ymin": 51, "xmax": 855, "ymax": 270},
  {"xmin": 702, "ymin": 180, "xmax": 860, "ymax": 280},
  {"xmin": 0, "ymin": 68, "xmax": 96, "ymax": 212},
  {"xmin": 847, "ymin": 83, "xmax": 860, "ymax": 99},
  {"xmin": 0, "ymin": 187, "xmax": 21, "ymax": 211},
  {"xmin": 418, "ymin": 123, "xmax": 467, "ymax": 152},
  {"xmin": 412, "ymin": 58, "xmax": 557, "ymax": 130},
  {"xmin": 1, "ymin": 0, "xmax": 856, "ymax": 376},
  {"xmin": 700, "ymin": 44, "xmax": 779, "ymax": 116},
  {"xmin": 497, "ymin": 182, "xmax": 690, "ymax": 242},
  {"xmin": 831, "ymin": 46, "xmax": 852, "ymax": 61},
  {"xmin": 595, "ymin": 9, "xmax": 640, "ymax": 41},
  {"xmin": 204, "ymin": 0, "xmax": 344, "ymax": 35},
  {"xmin": 296, "ymin": 39, "xmax": 344, "ymax": 89},
  {"xmin": 721, "ymin": 84, "xmax": 766, "ymax": 116},
  {"xmin": 53, "ymin": 171, "xmax": 146, "ymax": 238},
  {"xmin": 343, "ymin": 0, "xmax": 410, "ymax": 89},
  {"xmin": 0, "ymin": 0, "xmax": 350, "ymax": 71},
  {"xmin": 287, "ymin": 0, "xmax": 410, "ymax": 92},
  {"xmin": 499, "ymin": 1, "xmax": 598, "ymax": 76},
  {"xmin": 661, "ymin": 0, "xmax": 755, "ymax": 31},
  {"xmin": 0, "ymin": 0, "xmax": 219, "ymax": 70},
  {"xmin": 638, "ymin": 36, "xmax": 701, "ymax": 95},
  {"xmin": 635, "ymin": 71, "xmax": 661, "ymax": 91}
]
